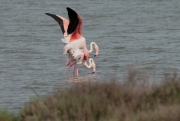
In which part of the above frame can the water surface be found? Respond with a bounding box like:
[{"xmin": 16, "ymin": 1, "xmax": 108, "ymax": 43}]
[{"xmin": 0, "ymin": 0, "xmax": 180, "ymax": 112}]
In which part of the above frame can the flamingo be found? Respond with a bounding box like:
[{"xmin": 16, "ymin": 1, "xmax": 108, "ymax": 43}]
[
  {"xmin": 45, "ymin": 7, "xmax": 99, "ymax": 58},
  {"xmin": 45, "ymin": 7, "xmax": 99, "ymax": 77},
  {"xmin": 66, "ymin": 49, "xmax": 96, "ymax": 77}
]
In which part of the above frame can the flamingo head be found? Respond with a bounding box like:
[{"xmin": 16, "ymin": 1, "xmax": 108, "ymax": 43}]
[
  {"xmin": 63, "ymin": 44, "xmax": 73, "ymax": 55},
  {"xmin": 94, "ymin": 44, "xmax": 99, "ymax": 57},
  {"xmin": 90, "ymin": 58, "xmax": 96, "ymax": 73}
]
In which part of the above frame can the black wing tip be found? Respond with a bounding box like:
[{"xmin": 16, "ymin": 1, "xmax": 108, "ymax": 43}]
[
  {"xmin": 45, "ymin": 13, "xmax": 54, "ymax": 16},
  {"xmin": 45, "ymin": 13, "xmax": 50, "ymax": 15},
  {"xmin": 45, "ymin": 13, "xmax": 58, "ymax": 19},
  {"xmin": 66, "ymin": 7, "xmax": 71, "ymax": 10},
  {"xmin": 66, "ymin": 7, "xmax": 73, "ymax": 10},
  {"xmin": 45, "ymin": 13, "xmax": 65, "ymax": 34},
  {"xmin": 45, "ymin": 13, "xmax": 51, "ymax": 16},
  {"xmin": 66, "ymin": 7, "xmax": 77, "ymax": 13}
]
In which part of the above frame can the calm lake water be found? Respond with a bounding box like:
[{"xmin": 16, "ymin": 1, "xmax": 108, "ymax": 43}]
[{"xmin": 1, "ymin": 0, "xmax": 180, "ymax": 112}]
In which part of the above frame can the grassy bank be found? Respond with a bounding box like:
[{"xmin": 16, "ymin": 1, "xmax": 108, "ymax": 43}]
[{"xmin": 1, "ymin": 69, "xmax": 180, "ymax": 121}]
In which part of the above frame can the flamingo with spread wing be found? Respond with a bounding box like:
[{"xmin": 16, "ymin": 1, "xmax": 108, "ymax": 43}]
[
  {"xmin": 45, "ymin": 7, "xmax": 99, "ymax": 56},
  {"xmin": 45, "ymin": 7, "xmax": 99, "ymax": 77}
]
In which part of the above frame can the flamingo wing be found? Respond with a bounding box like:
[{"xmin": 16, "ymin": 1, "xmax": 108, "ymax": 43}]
[
  {"xmin": 45, "ymin": 13, "xmax": 69, "ymax": 36},
  {"xmin": 66, "ymin": 7, "xmax": 83, "ymax": 41},
  {"xmin": 45, "ymin": 7, "xmax": 83, "ymax": 43},
  {"xmin": 73, "ymin": 49, "xmax": 84, "ymax": 64}
]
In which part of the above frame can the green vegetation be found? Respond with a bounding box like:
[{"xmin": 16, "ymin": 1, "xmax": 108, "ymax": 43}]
[
  {"xmin": 1, "ymin": 69, "xmax": 180, "ymax": 121},
  {"xmin": 0, "ymin": 110, "xmax": 18, "ymax": 121}
]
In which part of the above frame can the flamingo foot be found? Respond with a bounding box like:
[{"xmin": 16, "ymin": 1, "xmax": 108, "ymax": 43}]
[{"xmin": 94, "ymin": 52, "xmax": 98, "ymax": 57}]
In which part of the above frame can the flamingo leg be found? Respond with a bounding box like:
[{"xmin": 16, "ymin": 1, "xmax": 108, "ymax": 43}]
[
  {"xmin": 73, "ymin": 63, "xmax": 79, "ymax": 77},
  {"xmin": 66, "ymin": 54, "xmax": 75, "ymax": 66},
  {"xmin": 73, "ymin": 63, "xmax": 76, "ymax": 77},
  {"xmin": 66, "ymin": 54, "xmax": 71, "ymax": 66},
  {"xmin": 77, "ymin": 64, "xmax": 79, "ymax": 76},
  {"xmin": 70, "ymin": 61, "xmax": 76, "ymax": 67},
  {"xmin": 66, "ymin": 54, "xmax": 73, "ymax": 66}
]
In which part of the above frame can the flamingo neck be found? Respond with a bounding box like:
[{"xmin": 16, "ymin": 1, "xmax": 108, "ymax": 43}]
[
  {"xmin": 86, "ymin": 42, "xmax": 98, "ymax": 56},
  {"xmin": 87, "ymin": 42, "xmax": 95, "ymax": 53},
  {"xmin": 83, "ymin": 58, "xmax": 93, "ymax": 68}
]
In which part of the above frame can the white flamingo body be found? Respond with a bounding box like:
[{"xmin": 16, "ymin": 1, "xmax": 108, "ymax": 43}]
[
  {"xmin": 63, "ymin": 37, "xmax": 99, "ymax": 57},
  {"xmin": 63, "ymin": 37, "xmax": 86, "ymax": 54},
  {"xmin": 66, "ymin": 49, "xmax": 96, "ymax": 76}
]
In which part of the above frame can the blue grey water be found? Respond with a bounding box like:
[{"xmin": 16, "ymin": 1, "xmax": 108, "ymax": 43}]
[{"xmin": 1, "ymin": 0, "xmax": 180, "ymax": 112}]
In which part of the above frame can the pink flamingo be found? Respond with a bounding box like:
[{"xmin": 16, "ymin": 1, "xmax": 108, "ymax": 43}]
[
  {"xmin": 45, "ymin": 7, "xmax": 99, "ymax": 57},
  {"xmin": 46, "ymin": 7, "xmax": 98, "ymax": 77}
]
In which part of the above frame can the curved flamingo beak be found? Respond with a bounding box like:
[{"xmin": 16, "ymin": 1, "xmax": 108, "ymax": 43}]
[
  {"xmin": 92, "ymin": 61, "xmax": 96, "ymax": 74},
  {"xmin": 94, "ymin": 44, "xmax": 99, "ymax": 57}
]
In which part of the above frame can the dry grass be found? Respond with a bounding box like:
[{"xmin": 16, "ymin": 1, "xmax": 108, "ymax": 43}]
[
  {"xmin": 18, "ymin": 69, "xmax": 180, "ymax": 121},
  {"xmin": 1, "ymin": 68, "xmax": 180, "ymax": 121},
  {"xmin": 0, "ymin": 110, "xmax": 18, "ymax": 121}
]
